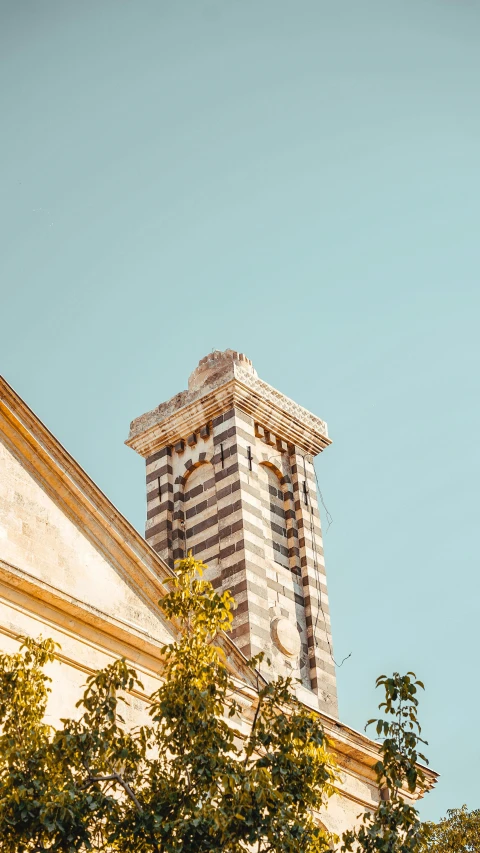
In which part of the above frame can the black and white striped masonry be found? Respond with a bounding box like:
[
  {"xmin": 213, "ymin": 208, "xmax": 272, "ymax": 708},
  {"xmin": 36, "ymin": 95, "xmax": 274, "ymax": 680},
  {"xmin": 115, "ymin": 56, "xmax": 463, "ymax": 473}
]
[{"xmin": 126, "ymin": 350, "xmax": 338, "ymax": 718}]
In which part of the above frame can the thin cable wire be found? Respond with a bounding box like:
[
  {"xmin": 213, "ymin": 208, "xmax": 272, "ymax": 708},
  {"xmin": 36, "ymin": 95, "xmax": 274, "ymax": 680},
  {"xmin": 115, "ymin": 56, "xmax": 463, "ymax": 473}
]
[
  {"xmin": 302, "ymin": 455, "xmax": 351, "ymax": 669},
  {"xmin": 313, "ymin": 463, "xmax": 333, "ymax": 534}
]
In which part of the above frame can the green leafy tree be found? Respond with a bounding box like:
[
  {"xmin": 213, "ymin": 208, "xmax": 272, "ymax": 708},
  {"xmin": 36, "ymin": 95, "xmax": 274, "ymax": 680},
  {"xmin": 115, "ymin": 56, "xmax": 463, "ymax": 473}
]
[
  {"xmin": 342, "ymin": 672, "xmax": 428, "ymax": 853},
  {"xmin": 420, "ymin": 806, "xmax": 480, "ymax": 853},
  {"xmin": 0, "ymin": 555, "xmax": 338, "ymax": 852},
  {"xmin": 0, "ymin": 555, "xmax": 434, "ymax": 853}
]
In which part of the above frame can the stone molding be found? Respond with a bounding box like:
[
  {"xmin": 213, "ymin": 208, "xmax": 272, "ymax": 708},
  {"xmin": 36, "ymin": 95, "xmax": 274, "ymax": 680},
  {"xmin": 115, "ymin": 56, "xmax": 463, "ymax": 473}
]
[
  {"xmin": 0, "ymin": 375, "xmax": 257, "ymax": 688},
  {"xmin": 234, "ymin": 365, "xmax": 328, "ymax": 437},
  {"xmin": 127, "ymin": 364, "xmax": 331, "ymax": 458}
]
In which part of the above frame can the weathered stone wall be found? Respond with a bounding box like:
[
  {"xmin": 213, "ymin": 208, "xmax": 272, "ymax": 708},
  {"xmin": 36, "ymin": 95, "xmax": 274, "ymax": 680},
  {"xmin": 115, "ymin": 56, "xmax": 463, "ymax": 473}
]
[
  {"xmin": 0, "ymin": 599, "xmax": 155, "ymax": 731},
  {"xmin": 0, "ymin": 428, "xmax": 170, "ymax": 738},
  {"xmin": 0, "ymin": 435, "xmax": 173, "ymax": 646}
]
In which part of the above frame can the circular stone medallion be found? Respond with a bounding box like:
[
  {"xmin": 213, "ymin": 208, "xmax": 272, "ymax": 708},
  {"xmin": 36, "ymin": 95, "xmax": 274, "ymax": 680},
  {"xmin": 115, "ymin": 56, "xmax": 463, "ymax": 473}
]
[{"xmin": 272, "ymin": 618, "xmax": 301, "ymax": 658}]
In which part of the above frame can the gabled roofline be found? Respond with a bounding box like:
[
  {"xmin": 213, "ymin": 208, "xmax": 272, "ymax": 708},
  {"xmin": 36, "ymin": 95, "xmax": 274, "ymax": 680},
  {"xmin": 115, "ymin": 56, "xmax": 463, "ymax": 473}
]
[{"xmin": 0, "ymin": 375, "xmax": 257, "ymax": 688}]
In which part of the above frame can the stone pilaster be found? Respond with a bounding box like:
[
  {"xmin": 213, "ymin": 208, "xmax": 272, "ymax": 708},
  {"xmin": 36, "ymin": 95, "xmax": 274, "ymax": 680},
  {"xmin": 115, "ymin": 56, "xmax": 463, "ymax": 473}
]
[
  {"xmin": 290, "ymin": 450, "xmax": 337, "ymax": 715},
  {"xmin": 145, "ymin": 445, "xmax": 173, "ymax": 564}
]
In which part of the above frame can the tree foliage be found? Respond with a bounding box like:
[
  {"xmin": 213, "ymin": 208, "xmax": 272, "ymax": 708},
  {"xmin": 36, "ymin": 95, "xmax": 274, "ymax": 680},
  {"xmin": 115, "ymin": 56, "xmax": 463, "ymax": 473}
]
[
  {"xmin": 0, "ymin": 555, "xmax": 435, "ymax": 853},
  {"xmin": 420, "ymin": 806, "xmax": 480, "ymax": 853},
  {"xmin": 0, "ymin": 555, "xmax": 338, "ymax": 852},
  {"xmin": 342, "ymin": 672, "xmax": 428, "ymax": 853}
]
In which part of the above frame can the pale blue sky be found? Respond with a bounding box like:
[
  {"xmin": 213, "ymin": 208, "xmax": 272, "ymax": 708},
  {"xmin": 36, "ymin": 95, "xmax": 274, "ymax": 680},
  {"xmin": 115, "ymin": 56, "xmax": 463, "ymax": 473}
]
[{"xmin": 1, "ymin": 0, "xmax": 479, "ymax": 819}]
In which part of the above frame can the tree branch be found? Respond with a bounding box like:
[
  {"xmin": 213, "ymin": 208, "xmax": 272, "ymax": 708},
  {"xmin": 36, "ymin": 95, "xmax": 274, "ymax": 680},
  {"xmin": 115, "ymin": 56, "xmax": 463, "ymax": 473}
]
[
  {"xmin": 82, "ymin": 757, "xmax": 163, "ymax": 853},
  {"xmin": 81, "ymin": 758, "xmax": 143, "ymax": 814},
  {"xmin": 244, "ymin": 693, "xmax": 263, "ymax": 767}
]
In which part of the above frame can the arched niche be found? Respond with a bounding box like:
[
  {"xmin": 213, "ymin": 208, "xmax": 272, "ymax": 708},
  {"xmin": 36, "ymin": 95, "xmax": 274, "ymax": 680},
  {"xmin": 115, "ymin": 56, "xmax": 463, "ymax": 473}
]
[
  {"xmin": 183, "ymin": 460, "xmax": 219, "ymax": 569},
  {"xmin": 258, "ymin": 462, "xmax": 291, "ymax": 570}
]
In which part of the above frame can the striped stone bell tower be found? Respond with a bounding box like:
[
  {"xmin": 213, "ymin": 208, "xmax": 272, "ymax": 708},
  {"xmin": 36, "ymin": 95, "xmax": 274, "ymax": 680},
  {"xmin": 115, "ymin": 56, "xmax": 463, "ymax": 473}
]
[{"xmin": 126, "ymin": 350, "xmax": 338, "ymax": 717}]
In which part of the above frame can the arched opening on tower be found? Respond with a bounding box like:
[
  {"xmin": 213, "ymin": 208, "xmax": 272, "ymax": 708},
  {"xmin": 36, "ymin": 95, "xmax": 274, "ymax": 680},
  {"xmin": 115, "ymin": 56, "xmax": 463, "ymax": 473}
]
[
  {"xmin": 258, "ymin": 462, "xmax": 290, "ymax": 570},
  {"xmin": 183, "ymin": 461, "xmax": 219, "ymax": 571}
]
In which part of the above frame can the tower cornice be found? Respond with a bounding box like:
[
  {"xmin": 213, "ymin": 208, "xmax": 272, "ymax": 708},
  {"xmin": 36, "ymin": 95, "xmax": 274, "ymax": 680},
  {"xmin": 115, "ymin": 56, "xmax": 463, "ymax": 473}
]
[{"xmin": 126, "ymin": 362, "xmax": 331, "ymax": 458}]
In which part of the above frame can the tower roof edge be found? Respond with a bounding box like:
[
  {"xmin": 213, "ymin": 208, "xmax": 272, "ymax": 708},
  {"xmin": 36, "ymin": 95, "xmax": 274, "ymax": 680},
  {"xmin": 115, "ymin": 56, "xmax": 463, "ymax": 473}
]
[{"xmin": 126, "ymin": 353, "xmax": 330, "ymax": 458}]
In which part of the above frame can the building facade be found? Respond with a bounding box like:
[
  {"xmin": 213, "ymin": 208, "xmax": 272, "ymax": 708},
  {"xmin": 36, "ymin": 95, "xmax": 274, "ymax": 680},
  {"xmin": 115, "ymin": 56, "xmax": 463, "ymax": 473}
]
[{"xmin": 0, "ymin": 352, "xmax": 436, "ymax": 840}]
